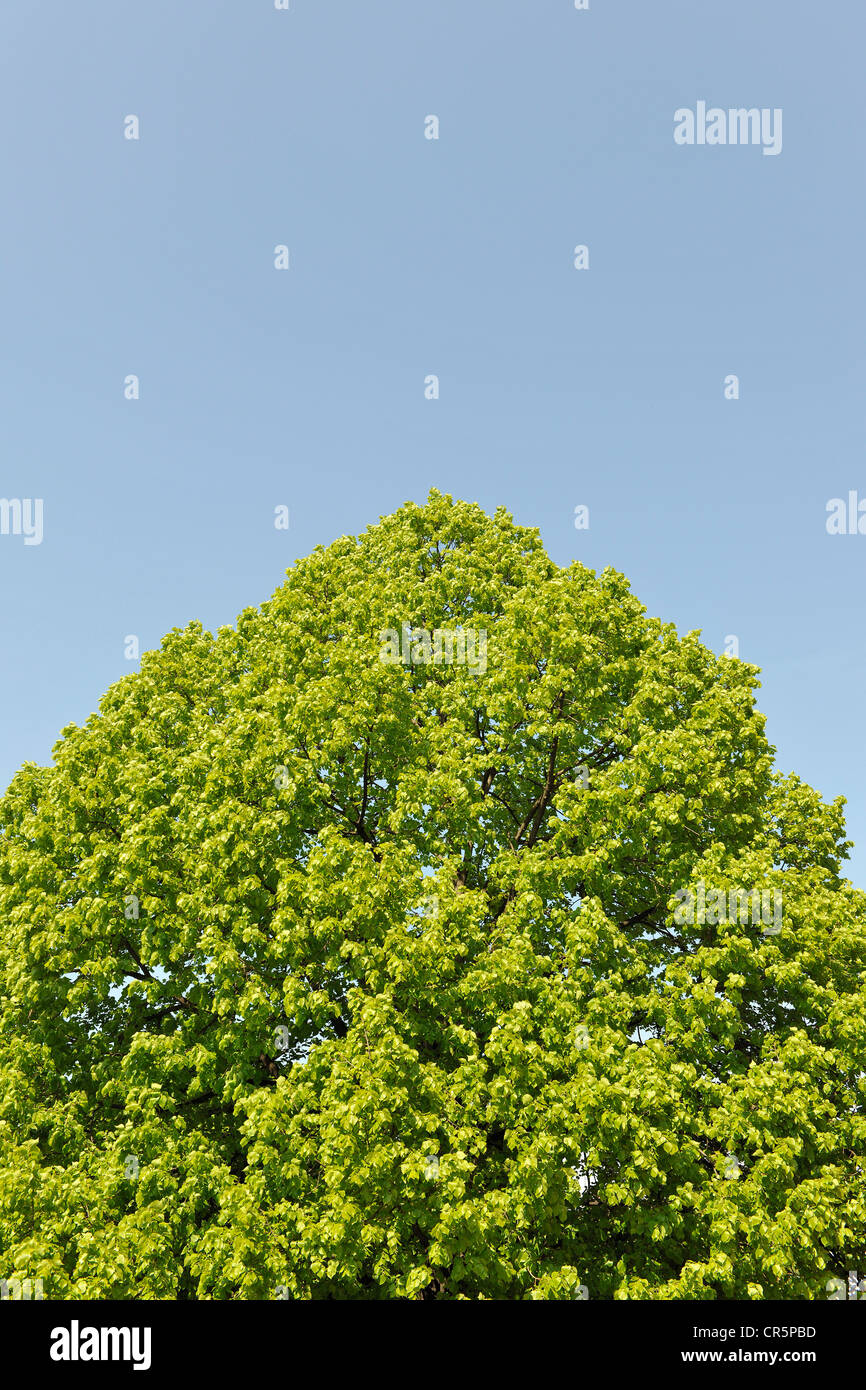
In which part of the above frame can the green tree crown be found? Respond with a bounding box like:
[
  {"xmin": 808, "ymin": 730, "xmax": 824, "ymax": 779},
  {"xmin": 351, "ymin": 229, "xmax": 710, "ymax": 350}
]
[{"xmin": 1, "ymin": 492, "xmax": 863, "ymax": 1300}]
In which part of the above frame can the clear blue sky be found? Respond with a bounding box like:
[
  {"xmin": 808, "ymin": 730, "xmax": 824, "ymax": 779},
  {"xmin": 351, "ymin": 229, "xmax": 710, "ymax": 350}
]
[{"xmin": 2, "ymin": 0, "xmax": 864, "ymax": 883}]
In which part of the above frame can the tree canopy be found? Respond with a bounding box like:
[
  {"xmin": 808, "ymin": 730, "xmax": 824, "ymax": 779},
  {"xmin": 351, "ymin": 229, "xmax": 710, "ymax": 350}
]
[{"xmin": 1, "ymin": 491, "xmax": 864, "ymax": 1300}]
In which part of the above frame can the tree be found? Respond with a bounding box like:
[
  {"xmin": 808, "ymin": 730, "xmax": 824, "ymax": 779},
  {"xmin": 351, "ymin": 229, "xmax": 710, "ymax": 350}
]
[{"xmin": 1, "ymin": 491, "xmax": 864, "ymax": 1301}]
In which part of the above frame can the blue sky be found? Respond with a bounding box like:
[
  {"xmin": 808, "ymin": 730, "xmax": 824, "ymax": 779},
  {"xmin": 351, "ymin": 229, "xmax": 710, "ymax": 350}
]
[{"xmin": 1, "ymin": 0, "xmax": 864, "ymax": 882}]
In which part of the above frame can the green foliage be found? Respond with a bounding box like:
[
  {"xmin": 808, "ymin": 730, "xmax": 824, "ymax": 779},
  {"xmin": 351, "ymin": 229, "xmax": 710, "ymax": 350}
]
[{"xmin": 1, "ymin": 491, "xmax": 864, "ymax": 1300}]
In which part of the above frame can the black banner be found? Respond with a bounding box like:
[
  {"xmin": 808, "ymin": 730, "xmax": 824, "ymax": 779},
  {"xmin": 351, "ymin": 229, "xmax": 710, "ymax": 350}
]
[{"xmin": 3, "ymin": 1296, "xmax": 861, "ymax": 1378}]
